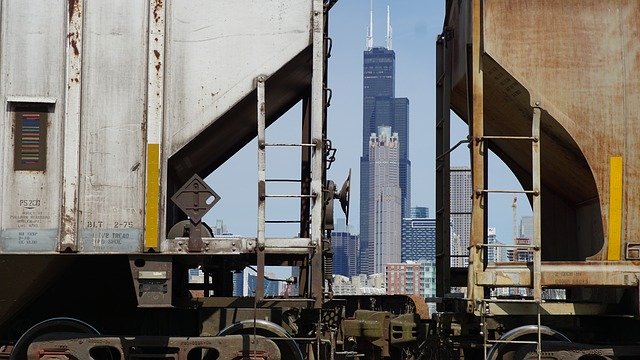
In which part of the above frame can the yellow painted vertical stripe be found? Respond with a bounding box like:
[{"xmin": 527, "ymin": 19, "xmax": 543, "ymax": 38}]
[
  {"xmin": 144, "ymin": 144, "xmax": 160, "ymax": 249},
  {"xmin": 607, "ymin": 156, "xmax": 623, "ymax": 261}
]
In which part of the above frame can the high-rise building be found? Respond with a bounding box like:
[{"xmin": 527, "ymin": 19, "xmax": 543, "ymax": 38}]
[
  {"xmin": 359, "ymin": 7, "xmax": 410, "ymax": 274},
  {"xmin": 363, "ymin": 127, "xmax": 402, "ymax": 274},
  {"xmin": 450, "ymin": 167, "xmax": 472, "ymax": 268},
  {"xmin": 411, "ymin": 206, "xmax": 429, "ymax": 218},
  {"xmin": 520, "ymin": 216, "xmax": 534, "ymax": 239},
  {"xmin": 486, "ymin": 227, "xmax": 507, "ymax": 263},
  {"xmin": 401, "ymin": 216, "xmax": 435, "ymax": 262},
  {"xmin": 331, "ymin": 218, "xmax": 359, "ymax": 277}
]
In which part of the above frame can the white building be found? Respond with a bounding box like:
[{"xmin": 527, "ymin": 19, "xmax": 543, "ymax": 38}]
[{"xmin": 366, "ymin": 126, "xmax": 402, "ymax": 274}]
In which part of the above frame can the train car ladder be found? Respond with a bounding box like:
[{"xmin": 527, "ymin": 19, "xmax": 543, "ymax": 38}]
[
  {"xmin": 476, "ymin": 106, "xmax": 543, "ymax": 359},
  {"xmin": 475, "ymin": 106, "xmax": 542, "ymax": 299},
  {"xmin": 255, "ymin": 76, "xmax": 323, "ymax": 303}
]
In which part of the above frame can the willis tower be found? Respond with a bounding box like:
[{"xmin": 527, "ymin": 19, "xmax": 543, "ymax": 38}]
[{"xmin": 359, "ymin": 4, "xmax": 410, "ymax": 274}]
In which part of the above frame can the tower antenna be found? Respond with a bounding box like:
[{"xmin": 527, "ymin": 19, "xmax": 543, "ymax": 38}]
[
  {"xmin": 386, "ymin": 5, "xmax": 392, "ymax": 50},
  {"xmin": 366, "ymin": 0, "xmax": 374, "ymax": 49}
]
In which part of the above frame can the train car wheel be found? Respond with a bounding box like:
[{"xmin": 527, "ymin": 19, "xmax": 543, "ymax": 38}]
[
  {"xmin": 486, "ymin": 325, "xmax": 571, "ymax": 360},
  {"xmin": 218, "ymin": 320, "xmax": 304, "ymax": 360},
  {"xmin": 9, "ymin": 317, "xmax": 100, "ymax": 360}
]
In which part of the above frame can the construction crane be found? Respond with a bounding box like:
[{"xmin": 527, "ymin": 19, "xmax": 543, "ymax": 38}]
[{"xmin": 512, "ymin": 195, "xmax": 518, "ymax": 243}]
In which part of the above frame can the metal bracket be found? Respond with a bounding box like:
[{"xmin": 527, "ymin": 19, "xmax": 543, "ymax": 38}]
[{"xmin": 171, "ymin": 174, "xmax": 220, "ymax": 252}]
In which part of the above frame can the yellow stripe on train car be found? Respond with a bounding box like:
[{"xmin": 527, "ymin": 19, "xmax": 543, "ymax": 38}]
[
  {"xmin": 607, "ymin": 156, "xmax": 623, "ymax": 261},
  {"xmin": 145, "ymin": 143, "xmax": 160, "ymax": 250}
]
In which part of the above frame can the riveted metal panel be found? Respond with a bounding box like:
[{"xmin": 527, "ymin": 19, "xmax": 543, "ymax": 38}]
[
  {"xmin": 78, "ymin": 0, "xmax": 147, "ymax": 253},
  {"xmin": 0, "ymin": 0, "xmax": 65, "ymax": 253}
]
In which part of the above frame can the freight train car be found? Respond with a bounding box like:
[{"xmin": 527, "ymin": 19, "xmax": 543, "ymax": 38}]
[
  {"xmin": 436, "ymin": 0, "xmax": 640, "ymax": 359},
  {"xmin": 0, "ymin": 1, "xmax": 433, "ymax": 359}
]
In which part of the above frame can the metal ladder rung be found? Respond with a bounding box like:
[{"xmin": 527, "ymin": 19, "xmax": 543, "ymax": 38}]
[
  {"xmin": 480, "ymin": 243, "xmax": 538, "ymax": 249},
  {"xmin": 265, "ymin": 178, "xmax": 302, "ymax": 183},
  {"xmin": 480, "ymin": 189, "xmax": 538, "ymax": 195},
  {"xmin": 265, "ymin": 143, "xmax": 315, "ymax": 147},
  {"xmin": 479, "ymin": 135, "xmax": 538, "ymax": 142},
  {"xmin": 265, "ymin": 194, "xmax": 315, "ymax": 199}
]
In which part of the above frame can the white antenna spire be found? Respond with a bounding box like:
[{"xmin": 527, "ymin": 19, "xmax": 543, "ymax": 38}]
[
  {"xmin": 366, "ymin": 0, "xmax": 374, "ymax": 50},
  {"xmin": 386, "ymin": 5, "xmax": 392, "ymax": 50}
]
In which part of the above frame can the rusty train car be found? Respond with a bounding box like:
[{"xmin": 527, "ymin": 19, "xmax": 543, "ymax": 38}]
[{"xmin": 435, "ymin": 0, "xmax": 640, "ymax": 359}]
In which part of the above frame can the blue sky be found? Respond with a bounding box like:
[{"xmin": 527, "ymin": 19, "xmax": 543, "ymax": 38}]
[{"xmin": 205, "ymin": 0, "xmax": 531, "ymax": 244}]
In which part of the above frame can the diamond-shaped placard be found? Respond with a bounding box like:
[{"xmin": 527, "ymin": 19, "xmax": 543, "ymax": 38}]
[{"xmin": 170, "ymin": 174, "xmax": 220, "ymax": 223}]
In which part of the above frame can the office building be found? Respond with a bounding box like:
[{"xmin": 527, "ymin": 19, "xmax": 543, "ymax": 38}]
[
  {"xmin": 401, "ymin": 216, "xmax": 435, "ymax": 262},
  {"xmin": 359, "ymin": 7, "xmax": 410, "ymax": 274},
  {"xmin": 411, "ymin": 206, "xmax": 429, "ymax": 218},
  {"xmin": 331, "ymin": 218, "xmax": 359, "ymax": 277},
  {"xmin": 363, "ymin": 127, "xmax": 402, "ymax": 274}
]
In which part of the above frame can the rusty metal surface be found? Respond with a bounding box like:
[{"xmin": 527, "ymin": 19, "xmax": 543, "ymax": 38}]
[
  {"xmin": 486, "ymin": 302, "xmax": 609, "ymax": 317},
  {"xmin": 445, "ymin": 1, "xmax": 640, "ymax": 306},
  {"xmin": 161, "ymin": 237, "xmax": 314, "ymax": 255},
  {"xmin": 482, "ymin": 1, "xmax": 640, "ymax": 261},
  {"xmin": 408, "ymin": 295, "xmax": 431, "ymax": 320},
  {"xmin": 27, "ymin": 334, "xmax": 281, "ymax": 360},
  {"xmin": 478, "ymin": 261, "xmax": 640, "ymax": 288}
]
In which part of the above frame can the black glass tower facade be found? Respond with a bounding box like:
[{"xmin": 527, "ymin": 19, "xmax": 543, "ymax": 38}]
[{"xmin": 359, "ymin": 47, "xmax": 410, "ymax": 274}]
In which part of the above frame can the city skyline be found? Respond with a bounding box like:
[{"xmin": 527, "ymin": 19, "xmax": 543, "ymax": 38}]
[{"xmin": 204, "ymin": 1, "xmax": 532, "ymax": 245}]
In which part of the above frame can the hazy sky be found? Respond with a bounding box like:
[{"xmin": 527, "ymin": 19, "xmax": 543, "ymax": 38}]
[{"xmin": 205, "ymin": 0, "xmax": 532, "ymax": 244}]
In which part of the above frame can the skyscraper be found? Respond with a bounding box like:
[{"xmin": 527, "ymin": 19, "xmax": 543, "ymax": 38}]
[
  {"xmin": 450, "ymin": 167, "xmax": 472, "ymax": 267},
  {"xmin": 401, "ymin": 215, "xmax": 435, "ymax": 262},
  {"xmin": 331, "ymin": 218, "xmax": 359, "ymax": 277},
  {"xmin": 364, "ymin": 126, "xmax": 402, "ymax": 274},
  {"xmin": 411, "ymin": 206, "xmax": 429, "ymax": 218},
  {"xmin": 359, "ymin": 6, "xmax": 410, "ymax": 274},
  {"xmin": 520, "ymin": 216, "xmax": 534, "ymax": 239}
]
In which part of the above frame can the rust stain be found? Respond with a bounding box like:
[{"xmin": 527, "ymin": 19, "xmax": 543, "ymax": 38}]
[
  {"xmin": 153, "ymin": 0, "xmax": 164, "ymax": 23},
  {"xmin": 68, "ymin": 32, "xmax": 80, "ymax": 56},
  {"xmin": 68, "ymin": 0, "xmax": 78, "ymax": 20},
  {"xmin": 153, "ymin": 50, "xmax": 160, "ymax": 59},
  {"xmin": 155, "ymin": 62, "xmax": 161, "ymax": 72},
  {"xmin": 70, "ymin": 39, "xmax": 79, "ymax": 56}
]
